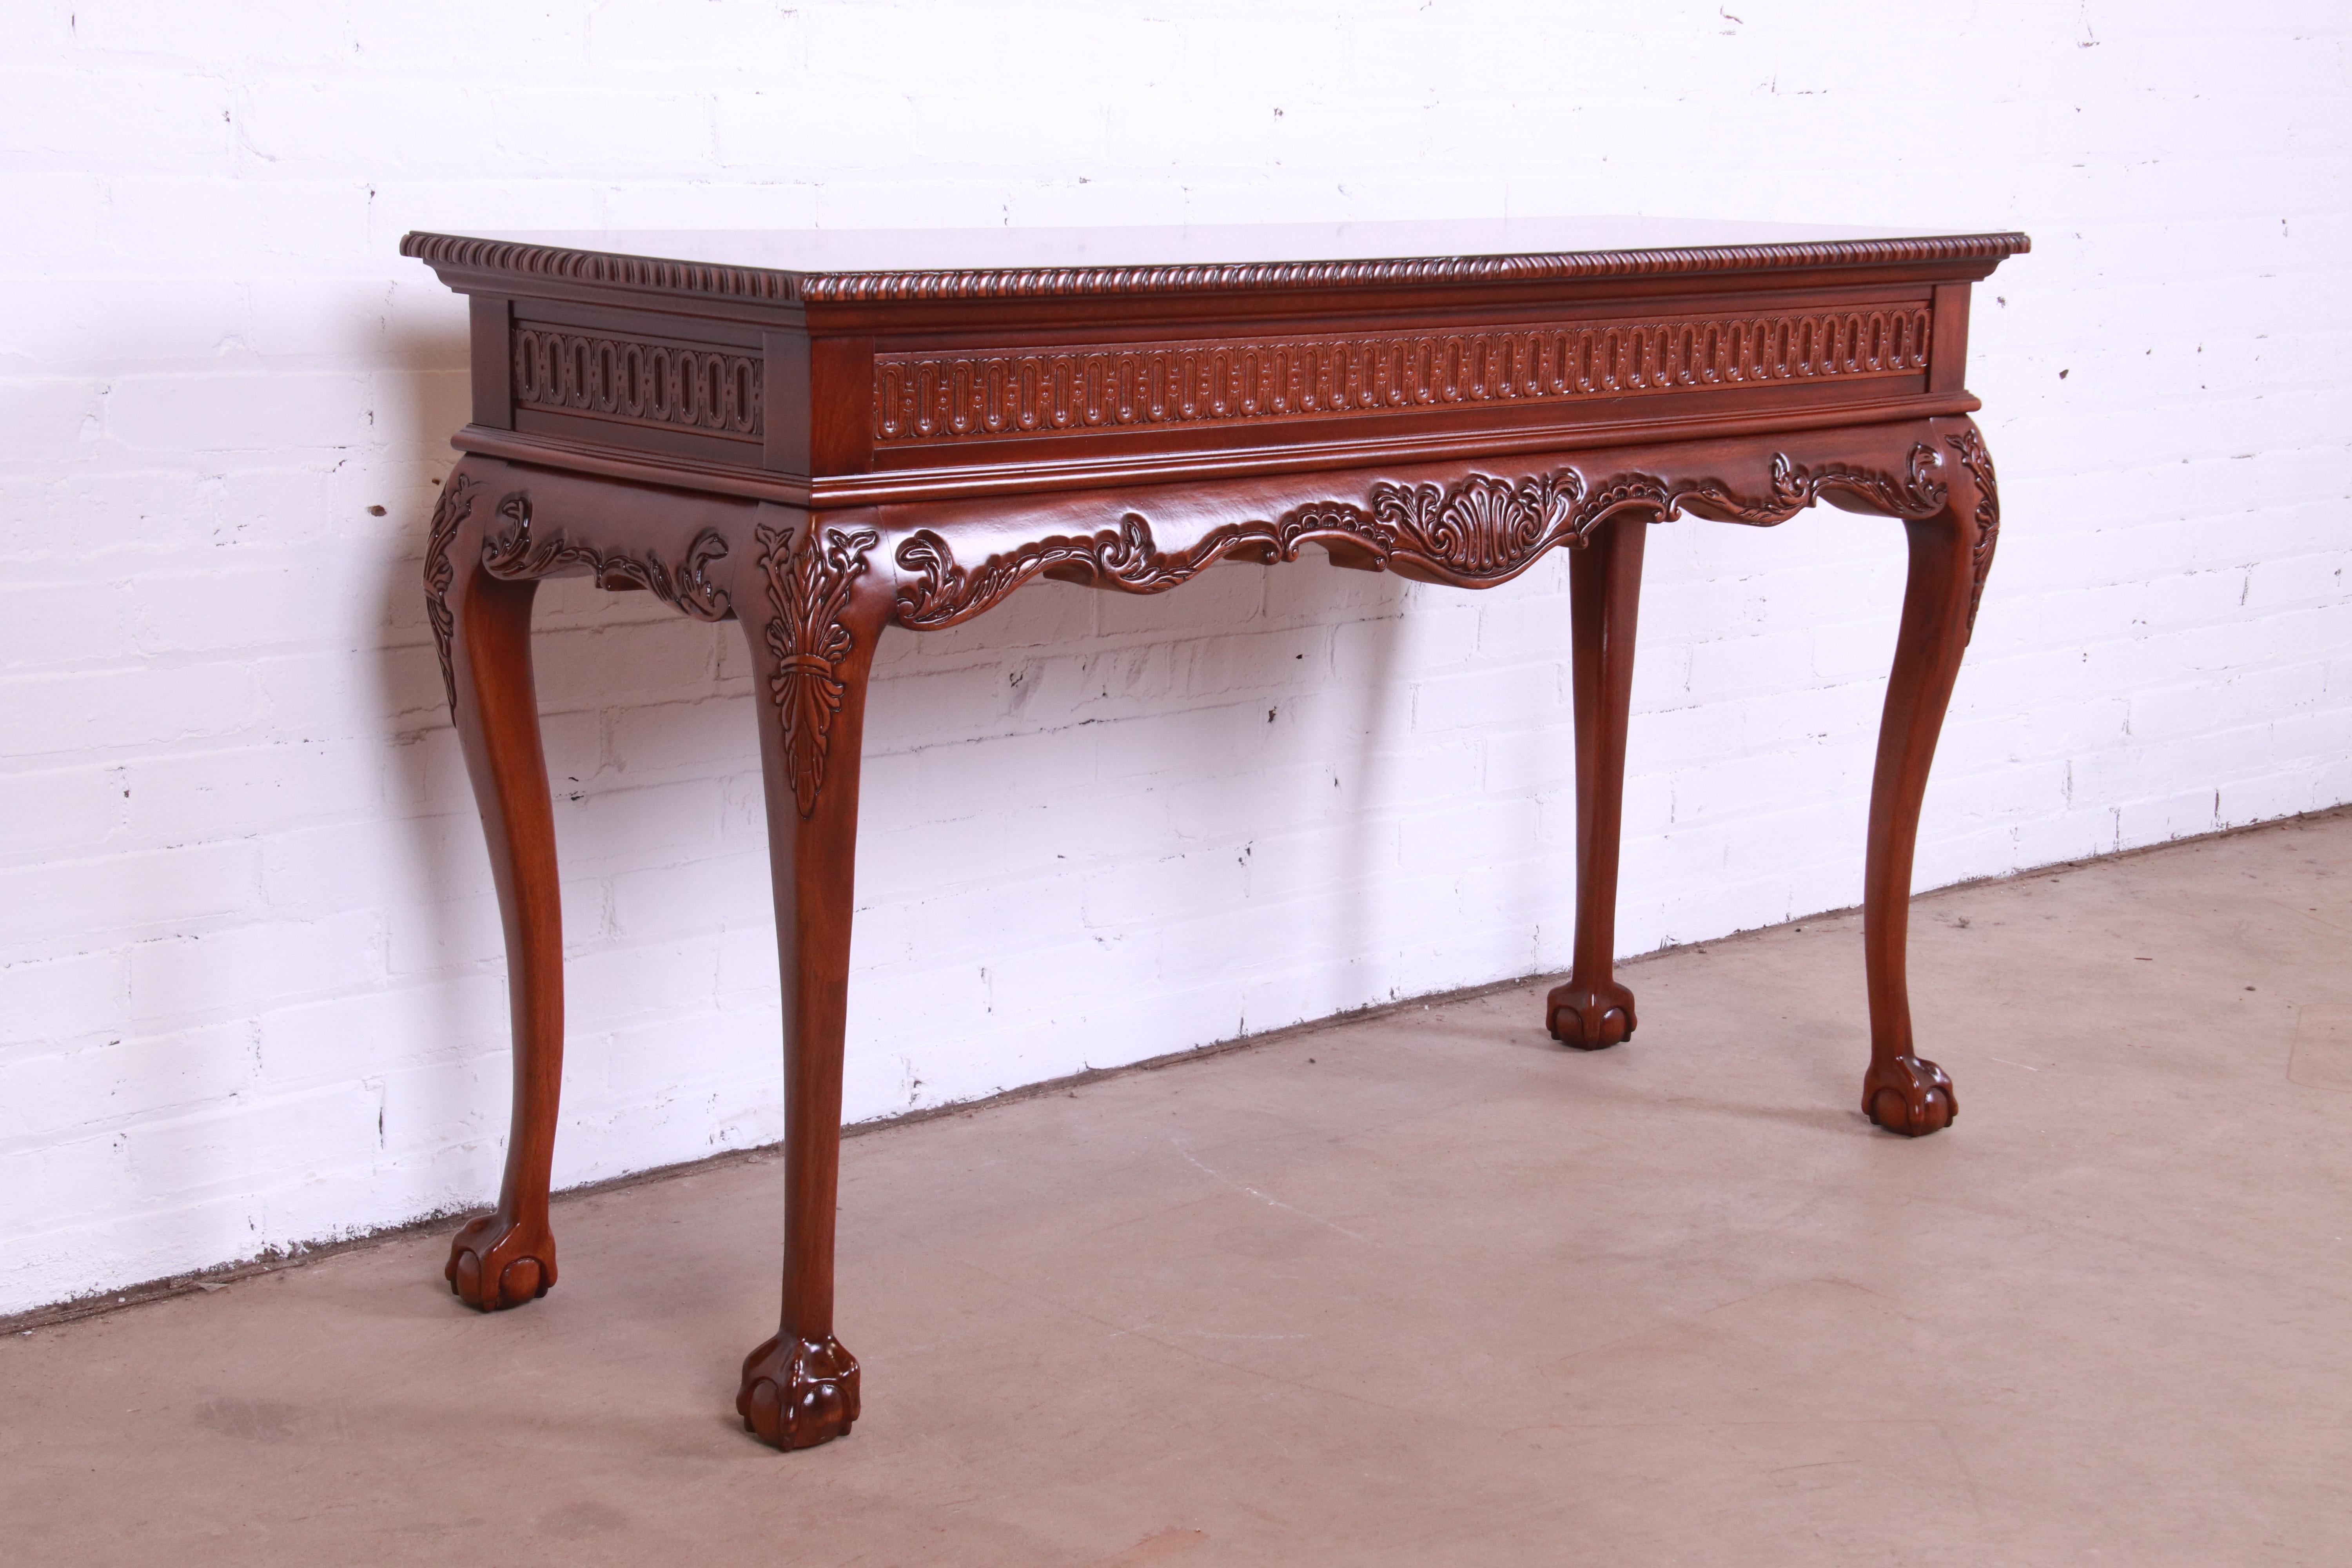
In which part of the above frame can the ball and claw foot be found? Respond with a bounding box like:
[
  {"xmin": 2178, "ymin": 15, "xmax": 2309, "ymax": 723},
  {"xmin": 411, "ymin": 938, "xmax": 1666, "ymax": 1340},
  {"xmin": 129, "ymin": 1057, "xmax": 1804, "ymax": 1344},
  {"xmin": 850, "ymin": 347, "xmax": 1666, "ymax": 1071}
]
[
  {"xmin": 1863, "ymin": 1055, "xmax": 1958, "ymax": 1137},
  {"xmin": 1547, "ymin": 978, "xmax": 1637, "ymax": 1051},
  {"xmin": 738, "ymin": 1332, "xmax": 861, "ymax": 1451},
  {"xmin": 445, "ymin": 1214, "xmax": 556, "ymax": 1311}
]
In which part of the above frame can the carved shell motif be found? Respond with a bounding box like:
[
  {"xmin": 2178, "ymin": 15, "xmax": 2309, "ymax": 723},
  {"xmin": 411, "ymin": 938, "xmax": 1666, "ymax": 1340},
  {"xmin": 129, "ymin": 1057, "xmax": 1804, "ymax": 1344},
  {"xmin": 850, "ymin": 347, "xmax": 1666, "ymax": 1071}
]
[{"xmin": 1371, "ymin": 470, "xmax": 1581, "ymax": 575}]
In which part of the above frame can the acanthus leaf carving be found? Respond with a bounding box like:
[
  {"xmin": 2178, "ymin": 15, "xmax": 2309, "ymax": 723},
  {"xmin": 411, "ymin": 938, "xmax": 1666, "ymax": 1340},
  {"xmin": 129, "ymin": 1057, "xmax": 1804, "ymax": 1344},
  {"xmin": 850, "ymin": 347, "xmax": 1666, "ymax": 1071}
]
[
  {"xmin": 892, "ymin": 446, "xmax": 1949, "ymax": 632},
  {"xmin": 478, "ymin": 491, "xmax": 733, "ymax": 622},
  {"xmin": 758, "ymin": 521, "xmax": 879, "ymax": 818},
  {"xmin": 1944, "ymin": 426, "xmax": 2001, "ymax": 642},
  {"xmin": 423, "ymin": 473, "xmax": 486, "ymax": 717}
]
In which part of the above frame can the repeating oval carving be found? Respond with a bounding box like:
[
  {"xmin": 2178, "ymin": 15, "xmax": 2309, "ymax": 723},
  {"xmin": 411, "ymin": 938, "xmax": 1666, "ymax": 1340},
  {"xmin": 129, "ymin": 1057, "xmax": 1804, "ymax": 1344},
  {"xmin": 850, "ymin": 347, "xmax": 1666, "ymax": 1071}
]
[
  {"xmin": 874, "ymin": 309, "xmax": 1931, "ymax": 445},
  {"xmin": 511, "ymin": 328, "xmax": 762, "ymax": 437}
]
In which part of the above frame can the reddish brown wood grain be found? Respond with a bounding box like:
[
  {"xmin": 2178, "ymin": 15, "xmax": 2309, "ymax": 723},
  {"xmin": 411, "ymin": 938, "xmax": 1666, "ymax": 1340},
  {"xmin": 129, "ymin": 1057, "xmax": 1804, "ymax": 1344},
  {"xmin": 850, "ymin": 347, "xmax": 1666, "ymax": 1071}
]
[
  {"xmin": 731, "ymin": 508, "xmax": 891, "ymax": 1448},
  {"xmin": 1548, "ymin": 508, "xmax": 1646, "ymax": 1051},
  {"xmin": 408, "ymin": 222, "xmax": 2024, "ymax": 1450},
  {"xmin": 430, "ymin": 474, "xmax": 561, "ymax": 1312}
]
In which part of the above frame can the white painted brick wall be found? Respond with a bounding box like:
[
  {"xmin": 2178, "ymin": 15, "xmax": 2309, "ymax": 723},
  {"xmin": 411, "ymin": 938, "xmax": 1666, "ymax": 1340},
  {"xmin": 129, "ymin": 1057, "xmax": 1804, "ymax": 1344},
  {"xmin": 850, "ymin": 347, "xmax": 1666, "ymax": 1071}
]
[{"xmin": 3, "ymin": 0, "xmax": 2347, "ymax": 1315}]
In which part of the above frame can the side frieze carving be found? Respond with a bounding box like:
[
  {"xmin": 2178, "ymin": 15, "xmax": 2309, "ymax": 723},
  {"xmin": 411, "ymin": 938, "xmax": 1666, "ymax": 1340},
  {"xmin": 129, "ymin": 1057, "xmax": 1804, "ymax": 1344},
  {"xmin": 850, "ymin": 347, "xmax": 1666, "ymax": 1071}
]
[
  {"xmin": 512, "ymin": 327, "xmax": 763, "ymax": 440},
  {"xmin": 478, "ymin": 492, "xmax": 733, "ymax": 621},
  {"xmin": 757, "ymin": 521, "xmax": 880, "ymax": 817},
  {"xmin": 895, "ymin": 445, "xmax": 1947, "ymax": 631},
  {"xmin": 1944, "ymin": 427, "xmax": 2001, "ymax": 642},
  {"xmin": 423, "ymin": 473, "xmax": 486, "ymax": 715},
  {"xmin": 874, "ymin": 307, "xmax": 1933, "ymax": 445}
]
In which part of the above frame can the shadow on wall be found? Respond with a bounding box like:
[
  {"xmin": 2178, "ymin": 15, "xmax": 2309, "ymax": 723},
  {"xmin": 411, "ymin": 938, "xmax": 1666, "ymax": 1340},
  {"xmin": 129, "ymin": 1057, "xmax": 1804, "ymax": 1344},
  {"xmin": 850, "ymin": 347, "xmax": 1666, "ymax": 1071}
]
[
  {"xmin": 371, "ymin": 313, "xmax": 488, "ymax": 1196},
  {"xmin": 850, "ymin": 554, "xmax": 1417, "ymax": 1102}
]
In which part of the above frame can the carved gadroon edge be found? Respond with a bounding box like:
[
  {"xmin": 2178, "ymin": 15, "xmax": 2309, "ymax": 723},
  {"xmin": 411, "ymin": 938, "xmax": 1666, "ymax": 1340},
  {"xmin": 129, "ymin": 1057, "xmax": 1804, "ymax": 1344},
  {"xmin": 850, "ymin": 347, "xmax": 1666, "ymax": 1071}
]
[
  {"xmin": 1945, "ymin": 426, "xmax": 2001, "ymax": 643},
  {"xmin": 422, "ymin": 473, "xmax": 485, "ymax": 715},
  {"xmin": 478, "ymin": 491, "xmax": 733, "ymax": 621},
  {"xmin": 402, "ymin": 230, "xmax": 2031, "ymax": 306},
  {"xmin": 876, "ymin": 308, "xmax": 1931, "ymax": 445},
  {"xmin": 757, "ymin": 520, "xmax": 880, "ymax": 817},
  {"xmin": 894, "ymin": 445, "xmax": 1948, "ymax": 631}
]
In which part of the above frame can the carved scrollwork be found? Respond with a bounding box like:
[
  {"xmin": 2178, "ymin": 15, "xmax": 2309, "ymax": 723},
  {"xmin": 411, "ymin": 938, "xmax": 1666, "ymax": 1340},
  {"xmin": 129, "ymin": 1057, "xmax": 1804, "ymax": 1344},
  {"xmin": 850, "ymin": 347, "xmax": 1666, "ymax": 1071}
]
[
  {"xmin": 757, "ymin": 520, "xmax": 880, "ymax": 817},
  {"xmin": 422, "ymin": 473, "xmax": 486, "ymax": 715},
  {"xmin": 477, "ymin": 492, "xmax": 732, "ymax": 621},
  {"xmin": 893, "ymin": 446, "xmax": 1950, "ymax": 631},
  {"xmin": 1945, "ymin": 427, "xmax": 2001, "ymax": 641},
  {"xmin": 1675, "ymin": 444, "xmax": 1948, "ymax": 526}
]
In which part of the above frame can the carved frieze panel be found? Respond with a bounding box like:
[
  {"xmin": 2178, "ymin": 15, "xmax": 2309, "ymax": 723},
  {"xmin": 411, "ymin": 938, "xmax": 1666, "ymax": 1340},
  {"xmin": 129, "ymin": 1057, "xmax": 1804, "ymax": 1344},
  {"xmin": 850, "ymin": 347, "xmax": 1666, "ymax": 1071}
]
[
  {"xmin": 512, "ymin": 327, "xmax": 763, "ymax": 439},
  {"xmin": 895, "ymin": 445, "xmax": 1947, "ymax": 629},
  {"xmin": 874, "ymin": 307, "xmax": 1931, "ymax": 445}
]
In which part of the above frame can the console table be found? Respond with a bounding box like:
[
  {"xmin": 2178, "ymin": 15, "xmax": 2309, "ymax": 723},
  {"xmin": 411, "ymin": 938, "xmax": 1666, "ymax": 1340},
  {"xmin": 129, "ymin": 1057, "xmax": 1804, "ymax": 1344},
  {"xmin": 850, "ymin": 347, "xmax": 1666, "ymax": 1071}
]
[{"xmin": 402, "ymin": 218, "xmax": 2027, "ymax": 1450}]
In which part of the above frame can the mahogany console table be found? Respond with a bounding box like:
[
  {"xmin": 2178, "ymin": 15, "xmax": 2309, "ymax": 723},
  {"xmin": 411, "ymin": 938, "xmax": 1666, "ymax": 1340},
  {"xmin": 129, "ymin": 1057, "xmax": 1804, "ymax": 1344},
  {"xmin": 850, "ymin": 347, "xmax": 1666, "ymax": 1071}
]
[{"xmin": 403, "ymin": 218, "xmax": 2027, "ymax": 1450}]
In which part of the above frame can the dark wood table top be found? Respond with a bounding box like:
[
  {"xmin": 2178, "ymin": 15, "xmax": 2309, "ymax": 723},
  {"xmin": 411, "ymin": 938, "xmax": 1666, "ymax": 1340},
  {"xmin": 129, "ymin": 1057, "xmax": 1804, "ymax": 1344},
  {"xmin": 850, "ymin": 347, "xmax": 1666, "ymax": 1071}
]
[{"xmin": 401, "ymin": 216, "xmax": 2028, "ymax": 505}]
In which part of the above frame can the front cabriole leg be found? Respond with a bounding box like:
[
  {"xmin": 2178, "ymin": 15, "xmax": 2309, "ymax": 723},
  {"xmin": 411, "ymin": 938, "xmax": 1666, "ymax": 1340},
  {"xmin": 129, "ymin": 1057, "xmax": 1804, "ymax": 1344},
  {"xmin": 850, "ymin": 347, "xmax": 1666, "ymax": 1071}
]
[
  {"xmin": 427, "ymin": 464, "xmax": 563, "ymax": 1310},
  {"xmin": 732, "ymin": 506, "xmax": 890, "ymax": 1451},
  {"xmin": 1857, "ymin": 418, "xmax": 1999, "ymax": 1135}
]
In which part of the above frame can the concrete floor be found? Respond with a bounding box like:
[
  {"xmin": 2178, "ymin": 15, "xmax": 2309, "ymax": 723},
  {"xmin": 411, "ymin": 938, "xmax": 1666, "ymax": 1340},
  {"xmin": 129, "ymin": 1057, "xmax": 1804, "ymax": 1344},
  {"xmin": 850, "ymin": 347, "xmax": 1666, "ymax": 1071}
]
[{"xmin": 7, "ymin": 813, "xmax": 2350, "ymax": 1566}]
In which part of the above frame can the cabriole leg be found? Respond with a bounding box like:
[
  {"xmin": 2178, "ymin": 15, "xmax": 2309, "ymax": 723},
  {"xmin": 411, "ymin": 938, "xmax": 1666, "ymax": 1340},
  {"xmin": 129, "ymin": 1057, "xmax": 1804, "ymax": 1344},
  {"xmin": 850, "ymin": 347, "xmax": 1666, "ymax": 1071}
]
[
  {"xmin": 1859, "ymin": 419, "xmax": 2000, "ymax": 1135},
  {"xmin": 429, "ymin": 470, "xmax": 563, "ymax": 1310},
  {"xmin": 731, "ymin": 508, "xmax": 890, "ymax": 1451},
  {"xmin": 1549, "ymin": 511, "xmax": 1649, "ymax": 1049}
]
